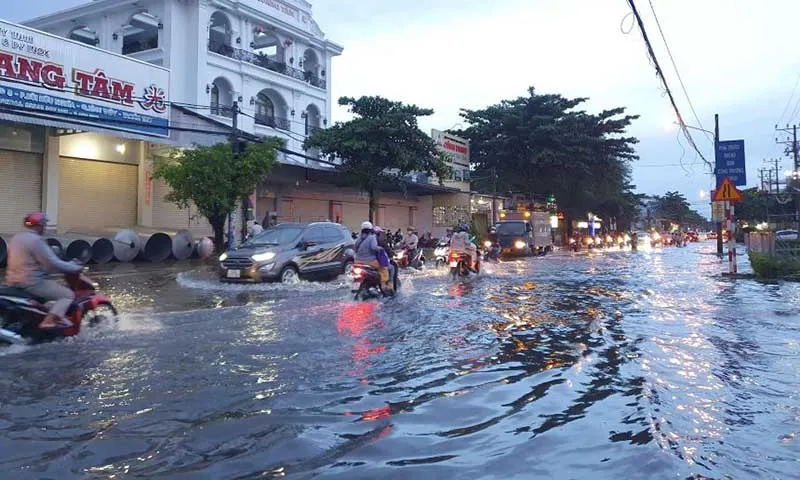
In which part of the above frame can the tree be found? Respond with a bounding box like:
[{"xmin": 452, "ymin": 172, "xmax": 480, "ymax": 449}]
[
  {"xmin": 304, "ymin": 96, "xmax": 449, "ymax": 222},
  {"xmin": 650, "ymin": 191, "xmax": 708, "ymax": 230},
  {"xmin": 153, "ymin": 139, "xmax": 282, "ymax": 250},
  {"xmin": 454, "ymin": 87, "xmax": 639, "ymax": 233}
]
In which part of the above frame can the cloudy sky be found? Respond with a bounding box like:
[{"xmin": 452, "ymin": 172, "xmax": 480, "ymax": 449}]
[{"xmin": 9, "ymin": 1, "xmax": 800, "ymax": 216}]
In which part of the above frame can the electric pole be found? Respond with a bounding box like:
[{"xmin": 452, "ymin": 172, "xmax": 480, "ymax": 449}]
[{"xmin": 715, "ymin": 114, "xmax": 723, "ymax": 257}]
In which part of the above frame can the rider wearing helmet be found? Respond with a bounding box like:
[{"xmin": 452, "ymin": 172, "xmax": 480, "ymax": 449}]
[
  {"xmin": 449, "ymin": 223, "xmax": 479, "ymax": 271},
  {"xmin": 5, "ymin": 213, "xmax": 83, "ymax": 329},
  {"xmin": 354, "ymin": 221, "xmax": 392, "ymax": 292},
  {"xmin": 374, "ymin": 226, "xmax": 396, "ymax": 292}
]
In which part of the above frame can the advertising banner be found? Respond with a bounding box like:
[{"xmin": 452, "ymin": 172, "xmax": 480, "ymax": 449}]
[{"xmin": 0, "ymin": 20, "xmax": 170, "ymax": 137}]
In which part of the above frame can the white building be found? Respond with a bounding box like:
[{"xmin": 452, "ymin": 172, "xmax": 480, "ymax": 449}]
[{"xmin": 25, "ymin": 0, "xmax": 343, "ymax": 156}]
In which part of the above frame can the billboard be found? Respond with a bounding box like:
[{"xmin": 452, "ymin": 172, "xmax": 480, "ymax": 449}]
[
  {"xmin": 0, "ymin": 20, "xmax": 170, "ymax": 137},
  {"xmin": 431, "ymin": 129, "xmax": 469, "ymax": 166}
]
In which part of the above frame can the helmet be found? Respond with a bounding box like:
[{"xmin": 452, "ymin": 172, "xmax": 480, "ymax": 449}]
[
  {"xmin": 458, "ymin": 223, "xmax": 469, "ymax": 233},
  {"xmin": 24, "ymin": 212, "xmax": 47, "ymax": 230},
  {"xmin": 373, "ymin": 226, "xmax": 384, "ymax": 234},
  {"xmin": 360, "ymin": 221, "xmax": 374, "ymax": 231}
]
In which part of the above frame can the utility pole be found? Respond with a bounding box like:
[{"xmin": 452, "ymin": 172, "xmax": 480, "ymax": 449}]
[
  {"xmin": 715, "ymin": 114, "xmax": 723, "ymax": 257},
  {"xmin": 776, "ymin": 125, "xmax": 800, "ymax": 229},
  {"xmin": 491, "ymin": 167, "xmax": 498, "ymax": 225},
  {"xmin": 228, "ymin": 101, "xmax": 240, "ymax": 251}
]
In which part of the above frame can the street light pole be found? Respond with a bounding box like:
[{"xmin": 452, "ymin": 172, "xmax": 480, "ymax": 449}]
[{"xmin": 714, "ymin": 114, "xmax": 723, "ymax": 257}]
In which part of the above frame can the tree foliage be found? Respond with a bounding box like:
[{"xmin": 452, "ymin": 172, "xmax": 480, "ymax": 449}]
[
  {"xmin": 454, "ymin": 87, "xmax": 639, "ymax": 230},
  {"xmin": 649, "ymin": 191, "xmax": 707, "ymax": 229},
  {"xmin": 304, "ymin": 96, "xmax": 449, "ymax": 222},
  {"xmin": 153, "ymin": 139, "xmax": 282, "ymax": 250},
  {"xmin": 735, "ymin": 187, "xmax": 793, "ymax": 223}
]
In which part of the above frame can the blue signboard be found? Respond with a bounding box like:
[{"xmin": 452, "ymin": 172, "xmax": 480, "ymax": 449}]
[{"xmin": 716, "ymin": 139, "xmax": 746, "ymax": 186}]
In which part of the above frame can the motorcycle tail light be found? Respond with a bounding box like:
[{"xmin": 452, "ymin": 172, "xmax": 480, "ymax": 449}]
[{"xmin": 352, "ymin": 267, "xmax": 365, "ymax": 278}]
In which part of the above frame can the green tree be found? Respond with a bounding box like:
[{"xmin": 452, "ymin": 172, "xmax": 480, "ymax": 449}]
[
  {"xmin": 454, "ymin": 87, "xmax": 639, "ymax": 233},
  {"xmin": 304, "ymin": 96, "xmax": 449, "ymax": 222},
  {"xmin": 153, "ymin": 139, "xmax": 282, "ymax": 250}
]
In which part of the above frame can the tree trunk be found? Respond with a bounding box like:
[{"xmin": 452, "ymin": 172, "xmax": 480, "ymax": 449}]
[
  {"xmin": 209, "ymin": 213, "xmax": 226, "ymax": 252},
  {"xmin": 368, "ymin": 186, "xmax": 379, "ymax": 223}
]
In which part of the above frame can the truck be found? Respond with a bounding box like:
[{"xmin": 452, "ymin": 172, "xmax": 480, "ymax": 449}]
[{"xmin": 493, "ymin": 210, "xmax": 553, "ymax": 256}]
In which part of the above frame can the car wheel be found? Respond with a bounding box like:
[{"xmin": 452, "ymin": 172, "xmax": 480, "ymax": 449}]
[
  {"xmin": 342, "ymin": 259, "xmax": 354, "ymax": 276},
  {"xmin": 280, "ymin": 265, "xmax": 299, "ymax": 284}
]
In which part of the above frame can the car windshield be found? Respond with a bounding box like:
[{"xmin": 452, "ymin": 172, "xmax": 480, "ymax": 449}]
[
  {"xmin": 495, "ymin": 222, "xmax": 526, "ymax": 235},
  {"xmin": 246, "ymin": 227, "xmax": 303, "ymax": 246}
]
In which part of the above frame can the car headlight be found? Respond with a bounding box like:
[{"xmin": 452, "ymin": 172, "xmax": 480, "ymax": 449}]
[
  {"xmin": 514, "ymin": 240, "xmax": 526, "ymax": 249},
  {"xmin": 251, "ymin": 252, "xmax": 276, "ymax": 262},
  {"xmin": 219, "ymin": 252, "xmax": 228, "ymax": 262},
  {"xmin": 484, "ymin": 240, "xmax": 492, "ymax": 248}
]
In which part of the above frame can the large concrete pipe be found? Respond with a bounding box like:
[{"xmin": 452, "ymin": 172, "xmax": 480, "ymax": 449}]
[
  {"xmin": 171, "ymin": 229, "xmax": 194, "ymax": 260},
  {"xmin": 194, "ymin": 237, "xmax": 215, "ymax": 260},
  {"xmin": 111, "ymin": 229, "xmax": 141, "ymax": 263},
  {"xmin": 0, "ymin": 235, "xmax": 7, "ymax": 267},
  {"xmin": 90, "ymin": 237, "xmax": 115, "ymax": 264},
  {"xmin": 137, "ymin": 232, "xmax": 172, "ymax": 262},
  {"xmin": 62, "ymin": 238, "xmax": 92, "ymax": 264},
  {"xmin": 44, "ymin": 237, "xmax": 64, "ymax": 259}
]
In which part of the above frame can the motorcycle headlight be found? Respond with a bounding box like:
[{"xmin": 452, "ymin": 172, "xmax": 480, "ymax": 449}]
[
  {"xmin": 514, "ymin": 240, "xmax": 526, "ymax": 249},
  {"xmin": 569, "ymin": 238, "xmax": 576, "ymax": 244},
  {"xmin": 251, "ymin": 252, "xmax": 276, "ymax": 262},
  {"xmin": 218, "ymin": 252, "xmax": 228, "ymax": 262},
  {"xmin": 483, "ymin": 240, "xmax": 492, "ymax": 248}
]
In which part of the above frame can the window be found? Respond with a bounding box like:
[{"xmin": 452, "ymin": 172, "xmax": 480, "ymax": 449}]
[
  {"xmin": 322, "ymin": 225, "xmax": 344, "ymax": 243},
  {"xmin": 304, "ymin": 226, "xmax": 327, "ymax": 244},
  {"xmin": 247, "ymin": 226, "xmax": 303, "ymax": 245},
  {"xmin": 210, "ymin": 84, "xmax": 220, "ymax": 114},
  {"xmin": 433, "ymin": 206, "xmax": 447, "ymax": 227},
  {"xmin": 462, "ymin": 169, "xmax": 470, "ymax": 181},
  {"xmin": 122, "ymin": 12, "xmax": 160, "ymax": 55}
]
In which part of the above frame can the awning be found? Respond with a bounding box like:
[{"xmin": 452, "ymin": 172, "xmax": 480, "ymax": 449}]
[{"xmin": 0, "ymin": 108, "xmax": 175, "ymax": 144}]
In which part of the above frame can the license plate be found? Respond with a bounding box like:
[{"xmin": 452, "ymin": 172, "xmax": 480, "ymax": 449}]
[
  {"xmin": 449, "ymin": 261, "xmax": 458, "ymax": 268},
  {"xmin": 226, "ymin": 269, "xmax": 241, "ymax": 279}
]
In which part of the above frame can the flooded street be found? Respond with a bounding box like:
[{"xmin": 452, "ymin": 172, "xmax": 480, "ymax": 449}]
[{"xmin": 0, "ymin": 243, "xmax": 798, "ymax": 479}]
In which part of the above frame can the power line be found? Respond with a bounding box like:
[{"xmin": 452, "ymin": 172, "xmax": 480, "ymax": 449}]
[
  {"xmin": 778, "ymin": 71, "xmax": 800, "ymax": 126},
  {"xmin": 624, "ymin": 0, "xmax": 712, "ymax": 171},
  {"xmin": 647, "ymin": 0, "xmax": 710, "ymax": 143}
]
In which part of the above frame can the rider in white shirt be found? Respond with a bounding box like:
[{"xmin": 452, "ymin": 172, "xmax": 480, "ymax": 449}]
[{"xmin": 449, "ymin": 223, "xmax": 478, "ymax": 271}]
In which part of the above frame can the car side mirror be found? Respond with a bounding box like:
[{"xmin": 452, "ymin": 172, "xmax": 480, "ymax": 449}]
[{"xmin": 301, "ymin": 240, "xmax": 315, "ymax": 249}]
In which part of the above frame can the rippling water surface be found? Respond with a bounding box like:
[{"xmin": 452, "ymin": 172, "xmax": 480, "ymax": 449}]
[{"xmin": 0, "ymin": 244, "xmax": 798, "ymax": 479}]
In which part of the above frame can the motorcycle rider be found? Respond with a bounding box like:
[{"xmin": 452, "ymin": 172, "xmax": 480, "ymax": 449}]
[
  {"xmin": 450, "ymin": 223, "xmax": 479, "ymax": 271},
  {"xmin": 5, "ymin": 212, "xmax": 83, "ymax": 329},
  {"xmin": 354, "ymin": 221, "xmax": 391, "ymax": 293},
  {"xmin": 374, "ymin": 226, "xmax": 396, "ymax": 292}
]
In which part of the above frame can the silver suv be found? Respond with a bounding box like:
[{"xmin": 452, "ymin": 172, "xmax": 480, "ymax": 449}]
[{"xmin": 218, "ymin": 222, "xmax": 355, "ymax": 283}]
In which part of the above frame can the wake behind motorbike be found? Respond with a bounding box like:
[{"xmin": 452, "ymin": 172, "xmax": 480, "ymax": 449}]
[
  {"xmin": 434, "ymin": 240, "xmax": 449, "ymax": 268},
  {"xmin": 351, "ymin": 262, "xmax": 400, "ymax": 301},
  {"xmin": 0, "ymin": 271, "xmax": 117, "ymax": 345}
]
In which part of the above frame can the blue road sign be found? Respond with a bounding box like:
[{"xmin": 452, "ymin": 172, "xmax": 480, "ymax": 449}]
[{"xmin": 716, "ymin": 139, "xmax": 746, "ymax": 186}]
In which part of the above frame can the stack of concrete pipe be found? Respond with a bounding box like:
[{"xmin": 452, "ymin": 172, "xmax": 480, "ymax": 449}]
[{"xmin": 0, "ymin": 228, "xmax": 217, "ymax": 268}]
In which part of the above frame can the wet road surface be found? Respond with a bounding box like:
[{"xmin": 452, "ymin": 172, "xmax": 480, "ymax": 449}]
[{"xmin": 0, "ymin": 243, "xmax": 798, "ymax": 479}]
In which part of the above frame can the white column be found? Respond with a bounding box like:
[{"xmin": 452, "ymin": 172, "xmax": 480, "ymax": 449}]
[{"xmin": 42, "ymin": 132, "xmax": 60, "ymax": 232}]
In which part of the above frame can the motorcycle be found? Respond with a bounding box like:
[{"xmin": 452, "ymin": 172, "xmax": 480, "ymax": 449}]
[
  {"xmin": 449, "ymin": 251, "xmax": 479, "ymax": 280},
  {"xmin": 482, "ymin": 239, "xmax": 500, "ymax": 262},
  {"xmin": 434, "ymin": 240, "xmax": 449, "ymax": 268},
  {"xmin": 351, "ymin": 262, "xmax": 400, "ymax": 301},
  {"xmin": 395, "ymin": 246, "xmax": 425, "ymax": 270},
  {"xmin": 569, "ymin": 237, "xmax": 579, "ymax": 252},
  {"xmin": 0, "ymin": 271, "xmax": 117, "ymax": 345}
]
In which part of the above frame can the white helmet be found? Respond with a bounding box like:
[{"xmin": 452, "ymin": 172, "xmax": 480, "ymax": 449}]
[{"xmin": 360, "ymin": 221, "xmax": 374, "ymax": 231}]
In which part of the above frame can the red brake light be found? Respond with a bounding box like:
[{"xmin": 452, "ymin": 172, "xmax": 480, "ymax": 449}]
[{"xmin": 352, "ymin": 267, "xmax": 364, "ymax": 277}]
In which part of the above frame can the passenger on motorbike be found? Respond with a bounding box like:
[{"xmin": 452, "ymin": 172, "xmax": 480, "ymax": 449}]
[
  {"xmin": 450, "ymin": 223, "xmax": 478, "ymax": 271},
  {"xmin": 354, "ymin": 221, "xmax": 392, "ymax": 293},
  {"xmin": 4, "ymin": 212, "xmax": 82, "ymax": 329},
  {"xmin": 374, "ymin": 226, "xmax": 396, "ymax": 292}
]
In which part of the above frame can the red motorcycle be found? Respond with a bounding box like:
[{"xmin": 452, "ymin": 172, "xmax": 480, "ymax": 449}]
[
  {"xmin": 0, "ymin": 271, "xmax": 116, "ymax": 345},
  {"xmin": 449, "ymin": 251, "xmax": 479, "ymax": 280}
]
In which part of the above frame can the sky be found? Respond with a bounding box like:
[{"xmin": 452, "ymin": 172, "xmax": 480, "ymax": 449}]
[{"xmin": 9, "ymin": 0, "xmax": 800, "ymax": 217}]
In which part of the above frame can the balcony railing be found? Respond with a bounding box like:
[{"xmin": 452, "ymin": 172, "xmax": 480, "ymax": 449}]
[
  {"xmin": 210, "ymin": 105, "xmax": 234, "ymax": 118},
  {"xmin": 254, "ymin": 113, "xmax": 291, "ymax": 131},
  {"xmin": 208, "ymin": 41, "xmax": 327, "ymax": 90}
]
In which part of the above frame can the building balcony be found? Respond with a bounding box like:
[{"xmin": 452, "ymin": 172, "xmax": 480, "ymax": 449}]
[
  {"xmin": 207, "ymin": 41, "xmax": 327, "ymax": 90},
  {"xmin": 254, "ymin": 113, "xmax": 291, "ymax": 131},
  {"xmin": 210, "ymin": 105, "xmax": 234, "ymax": 119}
]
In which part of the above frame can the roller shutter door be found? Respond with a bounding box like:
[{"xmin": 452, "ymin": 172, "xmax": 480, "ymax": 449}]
[
  {"xmin": 0, "ymin": 150, "xmax": 42, "ymax": 234},
  {"xmin": 383, "ymin": 205, "xmax": 411, "ymax": 231},
  {"xmin": 58, "ymin": 158, "xmax": 137, "ymax": 232},
  {"xmin": 282, "ymin": 198, "xmax": 329, "ymax": 223},
  {"xmin": 151, "ymin": 178, "xmax": 212, "ymax": 236}
]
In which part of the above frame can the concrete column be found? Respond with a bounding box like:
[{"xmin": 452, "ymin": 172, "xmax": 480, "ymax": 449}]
[
  {"xmin": 42, "ymin": 132, "xmax": 60, "ymax": 231},
  {"xmin": 137, "ymin": 141, "xmax": 153, "ymax": 228}
]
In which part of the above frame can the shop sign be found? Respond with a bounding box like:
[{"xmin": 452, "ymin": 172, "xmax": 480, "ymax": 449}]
[{"xmin": 0, "ymin": 20, "xmax": 170, "ymax": 137}]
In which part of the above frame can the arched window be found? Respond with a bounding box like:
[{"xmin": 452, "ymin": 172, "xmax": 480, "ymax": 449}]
[
  {"xmin": 208, "ymin": 11, "xmax": 233, "ymax": 57},
  {"xmin": 302, "ymin": 49, "xmax": 324, "ymax": 88},
  {"xmin": 251, "ymin": 31, "xmax": 284, "ymax": 61},
  {"xmin": 209, "ymin": 77, "xmax": 233, "ymax": 117},
  {"xmin": 254, "ymin": 89, "xmax": 290, "ymax": 131},
  {"xmin": 304, "ymin": 104, "xmax": 321, "ymax": 135}
]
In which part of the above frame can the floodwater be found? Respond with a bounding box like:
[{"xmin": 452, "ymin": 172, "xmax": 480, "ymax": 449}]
[{"xmin": 0, "ymin": 243, "xmax": 797, "ymax": 479}]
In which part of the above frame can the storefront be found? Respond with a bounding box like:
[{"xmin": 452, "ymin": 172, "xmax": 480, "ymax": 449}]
[{"xmin": 0, "ymin": 19, "xmax": 170, "ymax": 234}]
